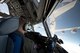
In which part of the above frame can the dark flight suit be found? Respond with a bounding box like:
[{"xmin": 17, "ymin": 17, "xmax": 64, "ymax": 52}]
[
  {"xmin": 9, "ymin": 31, "xmax": 24, "ymax": 53},
  {"xmin": 9, "ymin": 31, "xmax": 37, "ymax": 53},
  {"xmin": 23, "ymin": 37, "xmax": 37, "ymax": 53},
  {"xmin": 24, "ymin": 32, "xmax": 47, "ymax": 53}
]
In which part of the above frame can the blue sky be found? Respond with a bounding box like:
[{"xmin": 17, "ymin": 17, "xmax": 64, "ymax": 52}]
[
  {"xmin": 55, "ymin": 0, "xmax": 80, "ymax": 45},
  {"xmin": 56, "ymin": 1, "xmax": 80, "ymax": 29},
  {"xmin": 55, "ymin": 0, "xmax": 80, "ymax": 53}
]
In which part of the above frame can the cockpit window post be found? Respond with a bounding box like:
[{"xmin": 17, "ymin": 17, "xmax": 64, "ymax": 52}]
[
  {"xmin": 41, "ymin": 0, "xmax": 60, "ymax": 38},
  {"xmin": 42, "ymin": 20, "xmax": 52, "ymax": 38}
]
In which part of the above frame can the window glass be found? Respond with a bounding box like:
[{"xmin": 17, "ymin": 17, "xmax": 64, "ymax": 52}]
[
  {"xmin": 0, "ymin": 3, "xmax": 9, "ymax": 15},
  {"xmin": 46, "ymin": 0, "xmax": 80, "ymax": 53},
  {"xmin": 34, "ymin": 23, "xmax": 47, "ymax": 37},
  {"xmin": 37, "ymin": 0, "xmax": 40, "ymax": 3},
  {"xmin": 32, "ymin": 0, "xmax": 40, "ymax": 8}
]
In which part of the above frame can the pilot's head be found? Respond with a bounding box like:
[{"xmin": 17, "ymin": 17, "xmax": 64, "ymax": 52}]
[
  {"xmin": 19, "ymin": 16, "xmax": 26, "ymax": 25},
  {"xmin": 18, "ymin": 16, "xmax": 27, "ymax": 31},
  {"xmin": 17, "ymin": 16, "xmax": 27, "ymax": 34}
]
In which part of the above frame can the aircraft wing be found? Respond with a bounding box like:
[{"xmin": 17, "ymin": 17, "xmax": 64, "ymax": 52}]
[
  {"xmin": 52, "ymin": 0, "xmax": 77, "ymax": 18},
  {"xmin": 47, "ymin": 0, "xmax": 77, "ymax": 33}
]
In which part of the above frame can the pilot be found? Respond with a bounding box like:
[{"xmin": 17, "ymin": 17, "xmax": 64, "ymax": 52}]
[
  {"xmin": 18, "ymin": 16, "xmax": 37, "ymax": 53},
  {"xmin": 0, "ymin": 12, "xmax": 37, "ymax": 53}
]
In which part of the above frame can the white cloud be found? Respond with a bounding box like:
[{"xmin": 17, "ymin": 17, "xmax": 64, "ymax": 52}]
[{"xmin": 61, "ymin": 42, "xmax": 80, "ymax": 53}]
